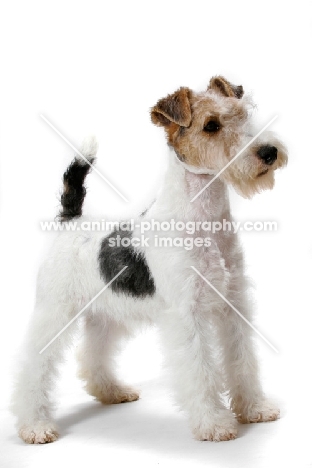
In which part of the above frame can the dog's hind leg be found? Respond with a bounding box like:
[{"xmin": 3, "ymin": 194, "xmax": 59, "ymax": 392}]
[
  {"xmin": 11, "ymin": 301, "xmax": 78, "ymax": 444},
  {"xmin": 77, "ymin": 315, "xmax": 140, "ymax": 404}
]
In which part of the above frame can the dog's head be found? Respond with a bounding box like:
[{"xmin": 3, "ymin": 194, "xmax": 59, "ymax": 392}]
[{"xmin": 151, "ymin": 76, "xmax": 288, "ymax": 198}]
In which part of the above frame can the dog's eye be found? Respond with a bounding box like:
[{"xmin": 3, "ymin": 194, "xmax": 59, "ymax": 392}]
[{"xmin": 203, "ymin": 120, "xmax": 220, "ymax": 133}]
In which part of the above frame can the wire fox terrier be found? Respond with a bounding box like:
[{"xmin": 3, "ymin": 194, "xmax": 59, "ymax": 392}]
[{"xmin": 12, "ymin": 76, "xmax": 287, "ymax": 443}]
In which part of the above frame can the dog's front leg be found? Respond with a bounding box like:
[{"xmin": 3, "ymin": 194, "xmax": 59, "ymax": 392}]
[
  {"xmin": 216, "ymin": 274, "xmax": 280, "ymax": 424},
  {"xmin": 158, "ymin": 302, "xmax": 238, "ymax": 442}
]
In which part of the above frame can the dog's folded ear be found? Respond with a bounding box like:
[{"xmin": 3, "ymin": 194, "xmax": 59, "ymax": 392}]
[
  {"xmin": 151, "ymin": 87, "xmax": 192, "ymax": 127},
  {"xmin": 208, "ymin": 76, "xmax": 244, "ymax": 99}
]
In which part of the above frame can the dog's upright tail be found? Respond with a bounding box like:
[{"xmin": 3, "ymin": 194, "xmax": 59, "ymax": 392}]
[{"xmin": 59, "ymin": 136, "xmax": 98, "ymax": 222}]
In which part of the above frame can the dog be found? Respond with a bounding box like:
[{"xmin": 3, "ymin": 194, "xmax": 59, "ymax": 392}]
[{"xmin": 12, "ymin": 76, "xmax": 288, "ymax": 443}]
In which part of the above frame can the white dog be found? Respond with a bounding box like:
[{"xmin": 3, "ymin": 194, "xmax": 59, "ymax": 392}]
[{"xmin": 12, "ymin": 76, "xmax": 287, "ymax": 443}]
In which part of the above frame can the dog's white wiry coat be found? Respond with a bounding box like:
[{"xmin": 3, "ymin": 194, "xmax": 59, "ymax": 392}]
[{"xmin": 12, "ymin": 80, "xmax": 285, "ymax": 443}]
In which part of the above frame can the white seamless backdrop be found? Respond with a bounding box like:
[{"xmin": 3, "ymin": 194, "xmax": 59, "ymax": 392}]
[{"xmin": 1, "ymin": 1, "xmax": 312, "ymax": 467}]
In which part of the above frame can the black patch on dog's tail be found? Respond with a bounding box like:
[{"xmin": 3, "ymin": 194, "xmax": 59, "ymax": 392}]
[
  {"xmin": 59, "ymin": 136, "xmax": 98, "ymax": 222},
  {"xmin": 59, "ymin": 160, "xmax": 93, "ymax": 221}
]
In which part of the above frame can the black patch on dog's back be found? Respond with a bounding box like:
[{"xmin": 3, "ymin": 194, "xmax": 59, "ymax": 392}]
[{"xmin": 98, "ymin": 228, "xmax": 156, "ymax": 298}]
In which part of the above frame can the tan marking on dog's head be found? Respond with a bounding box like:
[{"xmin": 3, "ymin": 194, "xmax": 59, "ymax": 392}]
[
  {"xmin": 208, "ymin": 76, "xmax": 244, "ymax": 99},
  {"xmin": 151, "ymin": 87, "xmax": 192, "ymax": 127},
  {"xmin": 151, "ymin": 87, "xmax": 249, "ymax": 168},
  {"xmin": 151, "ymin": 77, "xmax": 287, "ymax": 198}
]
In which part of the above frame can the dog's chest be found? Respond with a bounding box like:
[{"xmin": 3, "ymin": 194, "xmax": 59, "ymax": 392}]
[{"xmin": 182, "ymin": 179, "xmax": 234, "ymax": 297}]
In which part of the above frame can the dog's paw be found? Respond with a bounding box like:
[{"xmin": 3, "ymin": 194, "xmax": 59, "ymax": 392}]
[
  {"xmin": 106, "ymin": 385, "xmax": 140, "ymax": 404},
  {"xmin": 192, "ymin": 409, "xmax": 238, "ymax": 442},
  {"xmin": 93, "ymin": 384, "xmax": 140, "ymax": 405},
  {"xmin": 237, "ymin": 400, "xmax": 280, "ymax": 424},
  {"xmin": 19, "ymin": 421, "xmax": 59, "ymax": 444}
]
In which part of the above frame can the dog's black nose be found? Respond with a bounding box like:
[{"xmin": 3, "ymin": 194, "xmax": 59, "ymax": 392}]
[{"xmin": 257, "ymin": 145, "xmax": 278, "ymax": 165}]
